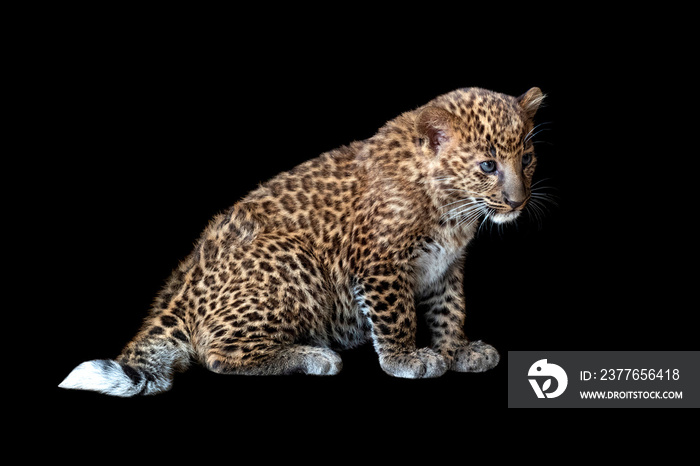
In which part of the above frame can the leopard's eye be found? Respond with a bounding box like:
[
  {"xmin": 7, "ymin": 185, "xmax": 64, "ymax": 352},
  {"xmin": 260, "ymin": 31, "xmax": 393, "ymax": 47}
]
[
  {"xmin": 522, "ymin": 153, "xmax": 533, "ymax": 167},
  {"xmin": 480, "ymin": 161, "xmax": 497, "ymax": 173}
]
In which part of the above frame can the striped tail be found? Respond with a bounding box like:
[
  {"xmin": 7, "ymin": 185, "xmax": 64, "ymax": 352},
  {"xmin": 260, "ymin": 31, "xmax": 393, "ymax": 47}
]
[
  {"xmin": 60, "ymin": 248, "xmax": 199, "ymax": 396},
  {"xmin": 59, "ymin": 358, "xmax": 173, "ymax": 397},
  {"xmin": 59, "ymin": 315, "xmax": 193, "ymax": 396}
]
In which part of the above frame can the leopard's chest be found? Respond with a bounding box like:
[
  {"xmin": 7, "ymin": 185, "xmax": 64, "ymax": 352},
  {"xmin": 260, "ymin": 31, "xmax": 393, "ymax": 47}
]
[{"xmin": 414, "ymin": 239, "xmax": 462, "ymax": 295}]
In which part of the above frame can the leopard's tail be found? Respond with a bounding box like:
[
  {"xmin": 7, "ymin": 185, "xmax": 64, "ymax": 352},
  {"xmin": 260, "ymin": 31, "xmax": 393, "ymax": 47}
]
[
  {"xmin": 58, "ymin": 336, "xmax": 192, "ymax": 397},
  {"xmin": 58, "ymin": 359, "xmax": 167, "ymax": 397},
  {"xmin": 59, "ymin": 304, "xmax": 196, "ymax": 396},
  {"xmin": 59, "ymin": 260, "xmax": 196, "ymax": 397},
  {"xmin": 59, "ymin": 321, "xmax": 194, "ymax": 395},
  {"xmin": 58, "ymin": 228, "xmax": 237, "ymax": 397}
]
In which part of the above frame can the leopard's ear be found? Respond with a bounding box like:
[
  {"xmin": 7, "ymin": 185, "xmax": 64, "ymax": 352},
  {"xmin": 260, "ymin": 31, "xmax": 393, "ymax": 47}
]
[
  {"xmin": 517, "ymin": 87, "xmax": 545, "ymax": 120},
  {"xmin": 416, "ymin": 106, "xmax": 455, "ymax": 154}
]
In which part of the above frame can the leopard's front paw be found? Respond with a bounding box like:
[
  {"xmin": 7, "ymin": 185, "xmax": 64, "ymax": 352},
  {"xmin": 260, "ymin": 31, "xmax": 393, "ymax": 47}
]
[
  {"xmin": 380, "ymin": 348, "xmax": 447, "ymax": 379},
  {"xmin": 451, "ymin": 340, "xmax": 500, "ymax": 372}
]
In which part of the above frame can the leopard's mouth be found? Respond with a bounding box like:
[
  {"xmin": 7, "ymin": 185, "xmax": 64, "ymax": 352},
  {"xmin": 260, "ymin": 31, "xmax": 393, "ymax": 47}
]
[{"xmin": 490, "ymin": 209, "xmax": 522, "ymax": 224}]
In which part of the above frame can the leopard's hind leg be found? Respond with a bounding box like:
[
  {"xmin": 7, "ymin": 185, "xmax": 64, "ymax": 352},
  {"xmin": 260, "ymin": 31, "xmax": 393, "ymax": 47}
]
[
  {"xmin": 191, "ymin": 227, "xmax": 344, "ymax": 376},
  {"xmin": 198, "ymin": 297, "xmax": 343, "ymax": 376},
  {"xmin": 204, "ymin": 340, "xmax": 342, "ymax": 376}
]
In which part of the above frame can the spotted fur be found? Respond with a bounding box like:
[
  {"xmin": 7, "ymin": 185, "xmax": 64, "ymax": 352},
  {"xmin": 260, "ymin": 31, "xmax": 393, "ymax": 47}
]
[{"xmin": 59, "ymin": 87, "xmax": 544, "ymax": 396}]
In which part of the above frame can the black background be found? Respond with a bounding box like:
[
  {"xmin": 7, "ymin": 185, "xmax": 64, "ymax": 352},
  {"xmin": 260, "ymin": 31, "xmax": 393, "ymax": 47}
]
[{"xmin": 37, "ymin": 10, "xmax": 695, "ymax": 424}]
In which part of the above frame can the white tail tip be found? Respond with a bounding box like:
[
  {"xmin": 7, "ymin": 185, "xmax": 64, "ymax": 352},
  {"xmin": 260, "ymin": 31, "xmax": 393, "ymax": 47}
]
[{"xmin": 59, "ymin": 359, "xmax": 140, "ymax": 397}]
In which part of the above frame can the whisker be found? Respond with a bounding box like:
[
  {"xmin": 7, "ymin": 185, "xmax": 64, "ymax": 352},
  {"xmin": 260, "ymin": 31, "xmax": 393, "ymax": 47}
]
[
  {"xmin": 529, "ymin": 189, "xmax": 560, "ymax": 209},
  {"xmin": 441, "ymin": 200, "xmax": 478, "ymax": 214},
  {"xmin": 530, "ymin": 183, "xmax": 559, "ymax": 192},
  {"xmin": 443, "ymin": 188, "xmax": 473, "ymax": 193},
  {"xmin": 447, "ymin": 204, "xmax": 481, "ymax": 217},
  {"xmin": 531, "ymin": 178, "xmax": 553, "ymax": 188},
  {"xmin": 477, "ymin": 207, "xmax": 494, "ymax": 237},
  {"xmin": 442, "ymin": 203, "xmax": 482, "ymax": 221},
  {"xmin": 530, "ymin": 181, "xmax": 560, "ymax": 207},
  {"xmin": 530, "ymin": 192, "xmax": 559, "ymax": 202},
  {"xmin": 459, "ymin": 204, "xmax": 482, "ymax": 221},
  {"xmin": 456, "ymin": 205, "xmax": 484, "ymax": 227},
  {"xmin": 524, "ymin": 197, "xmax": 552, "ymax": 230},
  {"xmin": 440, "ymin": 198, "xmax": 474, "ymax": 210},
  {"xmin": 525, "ymin": 128, "xmax": 550, "ymax": 143},
  {"xmin": 524, "ymin": 122, "xmax": 552, "ymax": 143},
  {"xmin": 531, "ymin": 140, "xmax": 554, "ymax": 147},
  {"xmin": 531, "ymin": 197, "xmax": 557, "ymax": 214}
]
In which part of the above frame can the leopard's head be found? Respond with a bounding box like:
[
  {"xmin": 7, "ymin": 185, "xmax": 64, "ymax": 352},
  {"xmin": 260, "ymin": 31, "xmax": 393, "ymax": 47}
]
[{"xmin": 417, "ymin": 87, "xmax": 544, "ymax": 226}]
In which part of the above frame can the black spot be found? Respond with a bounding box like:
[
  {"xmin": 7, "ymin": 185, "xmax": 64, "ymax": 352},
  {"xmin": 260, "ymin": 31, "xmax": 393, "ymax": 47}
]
[
  {"xmin": 377, "ymin": 280, "xmax": 391, "ymax": 292},
  {"xmin": 161, "ymin": 315, "xmax": 178, "ymax": 328},
  {"xmin": 374, "ymin": 301, "xmax": 388, "ymax": 312},
  {"xmin": 259, "ymin": 261, "xmax": 273, "ymax": 273},
  {"xmin": 95, "ymin": 359, "xmax": 113, "ymax": 371},
  {"xmin": 159, "ymin": 292, "xmax": 174, "ymax": 309},
  {"xmin": 191, "ymin": 266, "xmax": 204, "ymax": 282},
  {"xmin": 297, "ymin": 254, "xmax": 315, "ymax": 273},
  {"xmin": 387, "ymin": 140, "xmax": 401, "ymax": 150},
  {"xmin": 172, "ymin": 302, "xmax": 186, "ymax": 319},
  {"xmin": 171, "ymin": 330, "xmax": 189, "ymax": 343},
  {"xmin": 120, "ymin": 363, "xmax": 142, "ymax": 384},
  {"xmin": 148, "ymin": 326, "xmax": 164, "ymax": 336},
  {"xmin": 245, "ymin": 312, "xmax": 262, "ymax": 322}
]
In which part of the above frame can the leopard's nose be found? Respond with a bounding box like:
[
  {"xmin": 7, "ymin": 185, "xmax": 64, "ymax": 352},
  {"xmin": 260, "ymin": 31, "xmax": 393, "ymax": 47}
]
[
  {"xmin": 503, "ymin": 194, "xmax": 524, "ymax": 209},
  {"xmin": 501, "ymin": 173, "xmax": 527, "ymax": 210}
]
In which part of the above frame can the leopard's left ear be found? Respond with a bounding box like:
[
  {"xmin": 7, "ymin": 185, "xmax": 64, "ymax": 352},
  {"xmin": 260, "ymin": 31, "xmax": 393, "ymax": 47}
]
[
  {"xmin": 416, "ymin": 106, "xmax": 455, "ymax": 155},
  {"xmin": 517, "ymin": 87, "xmax": 545, "ymax": 120}
]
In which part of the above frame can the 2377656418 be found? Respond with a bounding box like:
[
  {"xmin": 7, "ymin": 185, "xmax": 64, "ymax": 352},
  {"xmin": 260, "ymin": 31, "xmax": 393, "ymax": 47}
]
[{"xmin": 580, "ymin": 369, "xmax": 680, "ymax": 381}]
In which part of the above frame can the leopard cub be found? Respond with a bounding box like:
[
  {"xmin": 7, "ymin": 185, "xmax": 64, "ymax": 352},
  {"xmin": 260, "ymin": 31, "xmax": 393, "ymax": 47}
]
[{"xmin": 60, "ymin": 87, "xmax": 544, "ymax": 396}]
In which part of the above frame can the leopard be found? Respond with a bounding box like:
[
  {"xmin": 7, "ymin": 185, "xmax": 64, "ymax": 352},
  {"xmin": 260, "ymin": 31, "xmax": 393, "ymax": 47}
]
[{"xmin": 59, "ymin": 86, "xmax": 545, "ymax": 396}]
